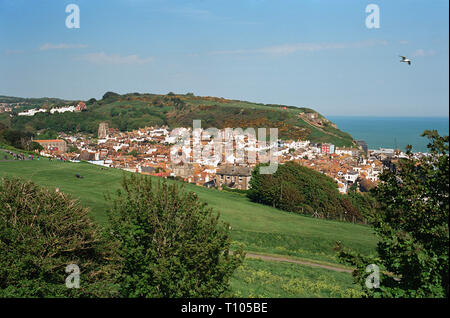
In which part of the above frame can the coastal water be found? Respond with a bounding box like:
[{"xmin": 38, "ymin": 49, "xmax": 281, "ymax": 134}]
[{"xmin": 327, "ymin": 116, "xmax": 449, "ymax": 153}]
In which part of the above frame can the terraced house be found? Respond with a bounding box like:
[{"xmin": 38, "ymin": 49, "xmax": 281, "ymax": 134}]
[{"xmin": 216, "ymin": 165, "xmax": 252, "ymax": 190}]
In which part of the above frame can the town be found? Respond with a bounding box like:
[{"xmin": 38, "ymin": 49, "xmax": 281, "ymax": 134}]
[{"xmin": 31, "ymin": 122, "xmax": 421, "ymax": 194}]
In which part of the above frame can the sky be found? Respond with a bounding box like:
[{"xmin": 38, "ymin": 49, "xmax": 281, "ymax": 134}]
[{"xmin": 0, "ymin": 0, "xmax": 448, "ymax": 117}]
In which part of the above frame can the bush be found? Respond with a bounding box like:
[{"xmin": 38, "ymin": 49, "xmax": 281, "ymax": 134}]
[
  {"xmin": 107, "ymin": 175, "xmax": 245, "ymax": 297},
  {"xmin": 338, "ymin": 131, "xmax": 449, "ymax": 297},
  {"xmin": 248, "ymin": 162, "xmax": 367, "ymax": 222},
  {"xmin": 0, "ymin": 177, "xmax": 118, "ymax": 297}
]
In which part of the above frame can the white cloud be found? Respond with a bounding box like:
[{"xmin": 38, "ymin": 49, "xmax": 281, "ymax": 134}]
[
  {"xmin": 412, "ymin": 49, "xmax": 436, "ymax": 57},
  {"xmin": 78, "ymin": 52, "xmax": 153, "ymax": 65},
  {"xmin": 211, "ymin": 40, "xmax": 388, "ymax": 56},
  {"xmin": 40, "ymin": 43, "xmax": 88, "ymax": 50},
  {"xmin": 4, "ymin": 49, "xmax": 24, "ymax": 55}
]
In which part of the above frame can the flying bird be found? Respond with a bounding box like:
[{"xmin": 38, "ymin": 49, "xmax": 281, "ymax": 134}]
[{"xmin": 399, "ymin": 55, "xmax": 411, "ymax": 65}]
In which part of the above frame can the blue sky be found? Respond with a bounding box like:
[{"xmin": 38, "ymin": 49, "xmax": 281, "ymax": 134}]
[{"xmin": 0, "ymin": 0, "xmax": 448, "ymax": 117}]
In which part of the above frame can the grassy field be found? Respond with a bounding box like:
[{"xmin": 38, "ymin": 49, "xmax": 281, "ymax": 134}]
[
  {"xmin": 0, "ymin": 150, "xmax": 14, "ymax": 160},
  {"xmin": 0, "ymin": 159, "xmax": 377, "ymax": 297},
  {"xmin": 231, "ymin": 258, "xmax": 364, "ymax": 298}
]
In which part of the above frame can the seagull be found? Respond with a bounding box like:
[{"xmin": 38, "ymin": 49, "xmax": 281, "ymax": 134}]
[{"xmin": 399, "ymin": 55, "xmax": 411, "ymax": 65}]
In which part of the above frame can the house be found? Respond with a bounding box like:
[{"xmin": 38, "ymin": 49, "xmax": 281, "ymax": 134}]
[
  {"xmin": 77, "ymin": 150, "xmax": 96, "ymax": 161},
  {"xmin": 50, "ymin": 106, "xmax": 76, "ymax": 114},
  {"xmin": 321, "ymin": 143, "xmax": 335, "ymax": 155},
  {"xmin": 18, "ymin": 108, "xmax": 47, "ymax": 116},
  {"xmin": 75, "ymin": 102, "xmax": 87, "ymax": 112},
  {"xmin": 215, "ymin": 165, "xmax": 252, "ymax": 190},
  {"xmin": 34, "ymin": 139, "xmax": 67, "ymax": 153},
  {"xmin": 344, "ymin": 171, "xmax": 359, "ymax": 184},
  {"xmin": 140, "ymin": 166, "xmax": 156, "ymax": 174},
  {"xmin": 170, "ymin": 162, "xmax": 194, "ymax": 179}
]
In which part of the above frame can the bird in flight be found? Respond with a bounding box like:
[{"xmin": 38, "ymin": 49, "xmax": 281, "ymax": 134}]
[{"xmin": 399, "ymin": 55, "xmax": 411, "ymax": 65}]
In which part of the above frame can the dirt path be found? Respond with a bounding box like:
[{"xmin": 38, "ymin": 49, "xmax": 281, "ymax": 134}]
[
  {"xmin": 300, "ymin": 116, "xmax": 343, "ymax": 139},
  {"xmin": 245, "ymin": 252, "xmax": 353, "ymax": 273}
]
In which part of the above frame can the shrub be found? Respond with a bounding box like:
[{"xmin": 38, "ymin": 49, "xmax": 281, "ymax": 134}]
[
  {"xmin": 0, "ymin": 177, "xmax": 118, "ymax": 297},
  {"xmin": 107, "ymin": 174, "xmax": 245, "ymax": 297}
]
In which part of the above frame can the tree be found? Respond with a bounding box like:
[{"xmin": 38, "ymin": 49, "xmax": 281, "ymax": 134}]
[
  {"xmin": 248, "ymin": 162, "xmax": 368, "ymax": 222},
  {"xmin": 0, "ymin": 177, "xmax": 118, "ymax": 297},
  {"xmin": 337, "ymin": 130, "xmax": 449, "ymax": 297},
  {"xmin": 359, "ymin": 178, "xmax": 376, "ymax": 192},
  {"xmin": 102, "ymin": 91, "xmax": 120, "ymax": 100},
  {"xmin": 86, "ymin": 98, "xmax": 97, "ymax": 105},
  {"xmin": 107, "ymin": 174, "xmax": 245, "ymax": 297},
  {"xmin": 31, "ymin": 141, "xmax": 43, "ymax": 151}
]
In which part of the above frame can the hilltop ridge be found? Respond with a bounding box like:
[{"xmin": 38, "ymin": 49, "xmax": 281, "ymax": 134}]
[{"xmin": 1, "ymin": 92, "xmax": 355, "ymax": 147}]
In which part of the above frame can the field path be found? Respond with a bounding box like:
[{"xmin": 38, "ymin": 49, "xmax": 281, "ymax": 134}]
[{"xmin": 245, "ymin": 252, "xmax": 353, "ymax": 273}]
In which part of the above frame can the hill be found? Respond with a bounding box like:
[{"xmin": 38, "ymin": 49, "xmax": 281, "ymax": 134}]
[
  {"xmin": 2, "ymin": 92, "xmax": 356, "ymax": 147},
  {"xmin": 0, "ymin": 158, "xmax": 377, "ymax": 296},
  {"xmin": 0, "ymin": 95, "xmax": 74, "ymax": 109}
]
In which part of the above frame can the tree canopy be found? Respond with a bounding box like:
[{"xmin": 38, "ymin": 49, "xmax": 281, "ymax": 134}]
[
  {"xmin": 337, "ymin": 130, "xmax": 449, "ymax": 297},
  {"xmin": 248, "ymin": 161, "xmax": 373, "ymax": 222},
  {"xmin": 107, "ymin": 174, "xmax": 245, "ymax": 297}
]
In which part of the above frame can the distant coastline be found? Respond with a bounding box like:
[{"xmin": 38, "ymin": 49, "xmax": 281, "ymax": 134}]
[{"xmin": 327, "ymin": 116, "xmax": 449, "ymax": 153}]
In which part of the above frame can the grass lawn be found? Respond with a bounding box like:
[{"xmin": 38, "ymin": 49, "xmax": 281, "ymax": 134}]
[
  {"xmin": 0, "ymin": 159, "xmax": 377, "ymax": 265},
  {"xmin": 0, "ymin": 159, "xmax": 377, "ymax": 297},
  {"xmin": 231, "ymin": 258, "xmax": 364, "ymax": 298},
  {"xmin": 0, "ymin": 150, "xmax": 14, "ymax": 160}
]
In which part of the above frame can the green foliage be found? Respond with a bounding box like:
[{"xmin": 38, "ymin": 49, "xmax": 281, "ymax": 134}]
[
  {"xmin": 102, "ymin": 91, "xmax": 120, "ymax": 101},
  {"xmin": 127, "ymin": 150, "xmax": 140, "ymax": 157},
  {"xmin": 107, "ymin": 174, "xmax": 245, "ymax": 297},
  {"xmin": 0, "ymin": 126, "xmax": 35, "ymax": 150},
  {"xmin": 248, "ymin": 162, "xmax": 370, "ymax": 222},
  {"xmin": 6, "ymin": 92, "xmax": 354, "ymax": 146},
  {"xmin": 337, "ymin": 130, "xmax": 449, "ymax": 298},
  {"xmin": 0, "ymin": 177, "xmax": 118, "ymax": 297},
  {"xmin": 86, "ymin": 98, "xmax": 97, "ymax": 105},
  {"xmin": 0, "ymin": 95, "xmax": 72, "ymax": 106},
  {"xmin": 36, "ymin": 129, "xmax": 58, "ymax": 140},
  {"xmin": 0, "ymin": 159, "xmax": 378, "ymax": 266},
  {"xmin": 68, "ymin": 145, "xmax": 79, "ymax": 153},
  {"xmin": 31, "ymin": 141, "xmax": 43, "ymax": 151}
]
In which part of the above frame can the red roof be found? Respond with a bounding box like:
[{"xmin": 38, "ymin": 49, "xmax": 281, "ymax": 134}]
[{"xmin": 34, "ymin": 139, "xmax": 65, "ymax": 143}]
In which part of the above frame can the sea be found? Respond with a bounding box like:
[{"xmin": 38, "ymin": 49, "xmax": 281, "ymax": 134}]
[{"xmin": 327, "ymin": 116, "xmax": 449, "ymax": 153}]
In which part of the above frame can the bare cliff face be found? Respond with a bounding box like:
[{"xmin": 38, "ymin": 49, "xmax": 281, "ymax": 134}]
[{"xmin": 298, "ymin": 111, "xmax": 338, "ymax": 129}]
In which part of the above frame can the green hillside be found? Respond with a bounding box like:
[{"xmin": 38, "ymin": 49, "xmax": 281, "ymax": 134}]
[
  {"xmin": 0, "ymin": 159, "xmax": 376, "ymax": 264},
  {"xmin": 0, "ymin": 159, "xmax": 376, "ymax": 296},
  {"xmin": 2, "ymin": 92, "xmax": 355, "ymax": 147}
]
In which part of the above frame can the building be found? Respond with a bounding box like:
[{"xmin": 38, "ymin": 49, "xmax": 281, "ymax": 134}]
[
  {"xmin": 357, "ymin": 140, "xmax": 368, "ymax": 156},
  {"xmin": 321, "ymin": 143, "xmax": 335, "ymax": 155},
  {"xmin": 50, "ymin": 106, "xmax": 76, "ymax": 114},
  {"xmin": 170, "ymin": 162, "xmax": 194, "ymax": 179},
  {"xmin": 75, "ymin": 102, "xmax": 87, "ymax": 112},
  {"xmin": 343, "ymin": 171, "xmax": 359, "ymax": 184},
  {"xmin": 216, "ymin": 165, "xmax": 252, "ymax": 190},
  {"xmin": 18, "ymin": 108, "xmax": 47, "ymax": 116},
  {"xmin": 34, "ymin": 139, "xmax": 67, "ymax": 152},
  {"xmin": 98, "ymin": 122, "xmax": 109, "ymax": 139}
]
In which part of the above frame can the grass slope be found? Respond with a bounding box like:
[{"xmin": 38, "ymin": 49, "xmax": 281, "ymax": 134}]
[
  {"xmin": 231, "ymin": 258, "xmax": 363, "ymax": 298},
  {"xmin": 0, "ymin": 159, "xmax": 376, "ymax": 297},
  {"xmin": 0, "ymin": 159, "xmax": 376, "ymax": 265}
]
